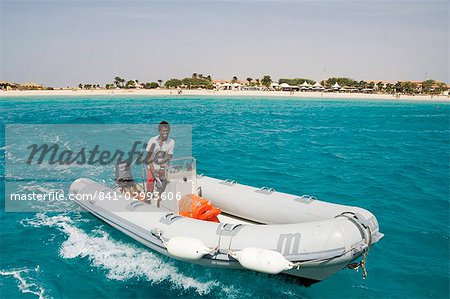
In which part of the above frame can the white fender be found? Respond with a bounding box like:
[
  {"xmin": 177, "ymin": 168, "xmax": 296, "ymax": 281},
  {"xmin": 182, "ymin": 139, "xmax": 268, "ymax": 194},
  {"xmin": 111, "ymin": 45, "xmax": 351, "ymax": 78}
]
[
  {"xmin": 234, "ymin": 247, "xmax": 293, "ymax": 274},
  {"xmin": 166, "ymin": 236, "xmax": 211, "ymax": 261}
]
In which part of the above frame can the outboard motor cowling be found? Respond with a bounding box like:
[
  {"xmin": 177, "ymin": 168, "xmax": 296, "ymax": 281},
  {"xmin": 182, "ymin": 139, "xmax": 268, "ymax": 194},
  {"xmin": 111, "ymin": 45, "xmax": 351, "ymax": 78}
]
[{"xmin": 115, "ymin": 161, "xmax": 134, "ymax": 189}]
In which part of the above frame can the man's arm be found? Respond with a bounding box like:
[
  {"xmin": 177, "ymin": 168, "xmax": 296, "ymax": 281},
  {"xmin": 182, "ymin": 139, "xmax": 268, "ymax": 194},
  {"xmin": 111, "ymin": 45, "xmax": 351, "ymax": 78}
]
[
  {"xmin": 146, "ymin": 151, "xmax": 154, "ymax": 164},
  {"xmin": 157, "ymin": 154, "xmax": 172, "ymax": 165},
  {"xmin": 145, "ymin": 141, "xmax": 157, "ymax": 175}
]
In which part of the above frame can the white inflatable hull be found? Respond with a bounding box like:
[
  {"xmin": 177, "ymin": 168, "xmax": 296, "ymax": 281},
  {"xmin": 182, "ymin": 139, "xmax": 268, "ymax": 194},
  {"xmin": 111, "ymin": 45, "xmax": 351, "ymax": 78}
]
[{"xmin": 70, "ymin": 176, "xmax": 383, "ymax": 283}]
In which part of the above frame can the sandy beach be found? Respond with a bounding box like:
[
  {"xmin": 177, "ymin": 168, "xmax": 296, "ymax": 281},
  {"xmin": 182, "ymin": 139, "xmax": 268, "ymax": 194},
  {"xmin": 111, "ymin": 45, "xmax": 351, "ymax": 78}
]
[{"xmin": 0, "ymin": 89, "xmax": 449, "ymax": 102}]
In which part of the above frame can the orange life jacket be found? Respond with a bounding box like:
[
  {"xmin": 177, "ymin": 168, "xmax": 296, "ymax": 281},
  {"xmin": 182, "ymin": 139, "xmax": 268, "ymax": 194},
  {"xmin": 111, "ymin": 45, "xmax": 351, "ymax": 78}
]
[{"xmin": 179, "ymin": 194, "xmax": 221, "ymax": 222}]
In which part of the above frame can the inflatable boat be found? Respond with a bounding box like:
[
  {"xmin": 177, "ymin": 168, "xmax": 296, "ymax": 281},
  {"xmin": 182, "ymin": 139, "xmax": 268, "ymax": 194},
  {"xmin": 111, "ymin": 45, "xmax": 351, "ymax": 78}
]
[{"xmin": 70, "ymin": 157, "xmax": 383, "ymax": 284}]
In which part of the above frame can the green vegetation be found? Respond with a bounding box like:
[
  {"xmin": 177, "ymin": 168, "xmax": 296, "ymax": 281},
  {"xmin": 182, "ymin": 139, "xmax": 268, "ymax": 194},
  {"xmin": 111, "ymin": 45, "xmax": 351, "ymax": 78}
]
[
  {"xmin": 434, "ymin": 82, "xmax": 448, "ymax": 94},
  {"xmin": 397, "ymin": 82, "xmax": 416, "ymax": 95},
  {"xmin": 165, "ymin": 79, "xmax": 182, "ymax": 88},
  {"xmin": 15, "ymin": 74, "xmax": 447, "ymax": 96},
  {"xmin": 324, "ymin": 77, "xmax": 358, "ymax": 88},
  {"xmin": 421, "ymin": 80, "xmax": 447, "ymax": 94},
  {"xmin": 278, "ymin": 78, "xmax": 315, "ymax": 85},
  {"xmin": 382, "ymin": 80, "xmax": 448, "ymax": 95},
  {"xmin": 192, "ymin": 73, "xmax": 212, "ymax": 81},
  {"xmin": 63, "ymin": 74, "xmax": 447, "ymax": 96},
  {"xmin": 385, "ymin": 83, "xmax": 394, "ymax": 93},
  {"xmin": 145, "ymin": 82, "xmax": 159, "ymax": 89},
  {"xmin": 114, "ymin": 76, "xmax": 125, "ymax": 88},
  {"xmin": 181, "ymin": 77, "xmax": 213, "ymax": 89},
  {"xmin": 125, "ymin": 80, "xmax": 136, "ymax": 88},
  {"xmin": 166, "ymin": 77, "xmax": 214, "ymax": 89},
  {"xmin": 261, "ymin": 75, "xmax": 272, "ymax": 87}
]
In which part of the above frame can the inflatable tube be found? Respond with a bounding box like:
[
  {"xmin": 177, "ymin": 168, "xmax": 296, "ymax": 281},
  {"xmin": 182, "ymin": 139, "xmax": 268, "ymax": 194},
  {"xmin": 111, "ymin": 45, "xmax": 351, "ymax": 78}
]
[{"xmin": 70, "ymin": 175, "xmax": 383, "ymax": 282}]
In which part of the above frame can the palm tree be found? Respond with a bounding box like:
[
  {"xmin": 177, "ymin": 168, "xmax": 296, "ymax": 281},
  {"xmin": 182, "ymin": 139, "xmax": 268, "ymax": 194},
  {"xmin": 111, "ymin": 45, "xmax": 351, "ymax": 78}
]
[
  {"xmin": 158, "ymin": 79, "xmax": 163, "ymax": 87},
  {"xmin": 206, "ymin": 75, "xmax": 211, "ymax": 81},
  {"xmin": 192, "ymin": 73, "xmax": 198, "ymax": 79},
  {"xmin": 232, "ymin": 76, "xmax": 238, "ymax": 83},
  {"xmin": 377, "ymin": 82, "xmax": 384, "ymax": 91},
  {"xmin": 394, "ymin": 82, "xmax": 402, "ymax": 93},
  {"xmin": 358, "ymin": 80, "xmax": 367, "ymax": 89},
  {"xmin": 421, "ymin": 80, "xmax": 435, "ymax": 94},
  {"xmin": 261, "ymin": 75, "xmax": 272, "ymax": 87},
  {"xmin": 435, "ymin": 82, "xmax": 447, "ymax": 94},
  {"xmin": 246, "ymin": 77, "xmax": 252, "ymax": 85},
  {"xmin": 114, "ymin": 77, "xmax": 122, "ymax": 88},
  {"xmin": 78, "ymin": 83, "xmax": 83, "ymax": 89},
  {"xmin": 385, "ymin": 83, "xmax": 394, "ymax": 94},
  {"xmin": 255, "ymin": 79, "xmax": 260, "ymax": 86},
  {"xmin": 126, "ymin": 80, "xmax": 135, "ymax": 89}
]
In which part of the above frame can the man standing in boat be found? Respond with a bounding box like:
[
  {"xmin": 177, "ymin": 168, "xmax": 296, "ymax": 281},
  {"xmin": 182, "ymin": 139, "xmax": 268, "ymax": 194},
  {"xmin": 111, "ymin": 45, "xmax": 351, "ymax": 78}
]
[{"xmin": 145, "ymin": 121, "xmax": 175, "ymax": 195}]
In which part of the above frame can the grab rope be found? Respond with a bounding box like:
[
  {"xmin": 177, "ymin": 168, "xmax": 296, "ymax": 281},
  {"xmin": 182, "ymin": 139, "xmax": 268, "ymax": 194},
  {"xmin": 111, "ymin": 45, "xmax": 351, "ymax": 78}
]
[
  {"xmin": 361, "ymin": 226, "xmax": 372, "ymax": 279},
  {"xmin": 347, "ymin": 226, "xmax": 372, "ymax": 279},
  {"xmin": 332, "ymin": 212, "xmax": 374, "ymax": 279}
]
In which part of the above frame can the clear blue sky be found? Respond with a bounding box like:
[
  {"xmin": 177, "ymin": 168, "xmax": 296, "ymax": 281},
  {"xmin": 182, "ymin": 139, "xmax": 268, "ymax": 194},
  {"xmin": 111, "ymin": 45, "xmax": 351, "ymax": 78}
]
[{"xmin": 1, "ymin": 0, "xmax": 448, "ymax": 87}]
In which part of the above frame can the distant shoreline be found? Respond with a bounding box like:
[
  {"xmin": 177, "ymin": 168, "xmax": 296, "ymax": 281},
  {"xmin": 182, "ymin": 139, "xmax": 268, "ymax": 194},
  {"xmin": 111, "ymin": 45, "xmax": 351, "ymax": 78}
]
[{"xmin": 1, "ymin": 89, "xmax": 449, "ymax": 102}]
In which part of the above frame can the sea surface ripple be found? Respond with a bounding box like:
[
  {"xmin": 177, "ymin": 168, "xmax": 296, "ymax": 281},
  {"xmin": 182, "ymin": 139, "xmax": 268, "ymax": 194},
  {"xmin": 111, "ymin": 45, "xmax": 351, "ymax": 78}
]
[{"xmin": 1, "ymin": 96, "xmax": 449, "ymax": 298}]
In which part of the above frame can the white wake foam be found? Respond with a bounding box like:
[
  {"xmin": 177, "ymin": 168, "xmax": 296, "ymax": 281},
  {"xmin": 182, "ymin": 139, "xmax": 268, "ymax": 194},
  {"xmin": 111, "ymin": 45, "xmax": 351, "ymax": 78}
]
[
  {"xmin": 21, "ymin": 213, "xmax": 221, "ymax": 295},
  {"xmin": 0, "ymin": 266, "xmax": 47, "ymax": 299}
]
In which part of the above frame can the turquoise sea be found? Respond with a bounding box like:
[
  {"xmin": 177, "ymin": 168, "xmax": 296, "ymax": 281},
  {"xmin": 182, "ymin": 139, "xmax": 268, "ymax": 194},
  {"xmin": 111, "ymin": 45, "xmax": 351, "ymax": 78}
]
[{"xmin": 0, "ymin": 96, "xmax": 449, "ymax": 298}]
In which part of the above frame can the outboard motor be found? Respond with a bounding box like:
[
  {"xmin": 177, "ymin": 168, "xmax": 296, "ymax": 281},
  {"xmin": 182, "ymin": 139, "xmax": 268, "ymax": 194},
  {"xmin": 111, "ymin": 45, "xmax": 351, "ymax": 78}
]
[{"xmin": 115, "ymin": 161, "xmax": 134, "ymax": 188}]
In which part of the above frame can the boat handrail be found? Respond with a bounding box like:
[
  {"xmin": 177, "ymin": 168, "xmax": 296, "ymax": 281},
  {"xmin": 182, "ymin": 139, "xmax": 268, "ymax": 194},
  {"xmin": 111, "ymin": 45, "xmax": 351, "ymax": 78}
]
[
  {"xmin": 259, "ymin": 186, "xmax": 275, "ymax": 193},
  {"xmin": 299, "ymin": 195, "xmax": 317, "ymax": 202},
  {"xmin": 223, "ymin": 179, "xmax": 237, "ymax": 185}
]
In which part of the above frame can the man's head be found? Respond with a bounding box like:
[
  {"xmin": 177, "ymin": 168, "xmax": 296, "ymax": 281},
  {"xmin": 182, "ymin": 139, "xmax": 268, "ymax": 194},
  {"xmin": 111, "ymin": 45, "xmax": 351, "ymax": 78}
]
[{"xmin": 158, "ymin": 121, "xmax": 170, "ymax": 140}]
